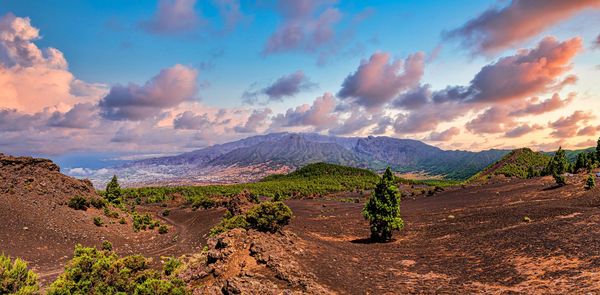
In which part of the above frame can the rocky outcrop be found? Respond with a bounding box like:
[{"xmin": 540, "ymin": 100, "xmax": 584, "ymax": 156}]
[{"xmin": 180, "ymin": 228, "xmax": 333, "ymax": 294}]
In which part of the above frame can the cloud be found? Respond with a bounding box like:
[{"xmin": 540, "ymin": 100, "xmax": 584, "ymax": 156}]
[
  {"xmin": 99, "ymin": 64, "xmax": 199, "ymax": 121},
  {"xmin": 263, "ymin": 0, "xmax": 341, "ymax": 55},
  {"xmin": 509, "ymin": 93, "xmax": 574, "ymax": 116},
  {"xmin": 328, "ymin": 109, "xmax": 380, "ymax": 135},
  {"xmin": 576, "ymin": 125, "xmax": 600, "ymax": 136},
  {"xmin": 338, "ymin": 52, "xmax": 425, "ymax": 108},
  {"xmin": 444, "ymin": 0, "xmax": 600, "ymax": 55},
  {"xmin": 213, "ymin": 0, "xmax": 245, "ymax": 32},
  {"xmin": 392, "ymin": 84, "xmax": 431, "ymax": 110},
  {"xmin": 48, "ymin": 103, "xmax": 98, "ymax": 129},
  {"xmin": 436, "ymin": 37, "xmax": 582, "ymax": 104},
  {"xmin": 243, "ymin": 70, "xmax": 316, "ymax": 103},
  {"xmin": 0, "ymin": 13, "xmax": 106, "ymax": 113},
  {"xmin": 173, "ymin": 111, "xmax": 212, "ymax": 130},
  {"xmin": 466, "ymin": 106, "xmax": 514, "ymax": 134},
  {"xmin": 549, "ymin": 111, "xmax": 595, "ymax": 138},
  {"xmin": 427, "ymin": 127, "xmax": 460, "ymax": 141},
  {"xmin": 270, "ymin": 92, "xmax": 338, "ymax": 131},
  {"xmin": 504, "ymin": 124, "xmax": 543, "ymax": 138},
  {"xmin": 234, "ymin": 108, "xmax": 272, "ymax": 133},
  {"xmin": 393, "ymin": 102, "xmax": 469, "ymax": 134},
  {"xmin": 140, "ymin": 0, "xmax": 201, "ymax": 35}
]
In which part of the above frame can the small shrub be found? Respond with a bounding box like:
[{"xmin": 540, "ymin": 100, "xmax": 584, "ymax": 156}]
[
  {"xmin": 93, "ymin": 216, "xmax": 103, "ymax": 227},
  {"xmin": 132, "ymin": 213, "xmax": 159, "ymax": 232},
  {"xmin": 523, "ymin": 216, "xmax": 532, "ymax": 223},
  {"xmin": 210, "ymin": 214, "xmax": 250, "ymax": 236},
  {"xmin": 68, "ymin": 195, "xmax": 90, "ymax": 210},
  {"xmin": 245, "ymin": 201, "xmax": 293, "ymax": 233},
  {"xmin": 163, "ymin": 257, "xmax": 182, "ymax": 276},
  {"xmin": 191, "ymin": 197, "xmax": 215, "ymax": 210},
  {"xmin": 586, "ymin": 174, "xmax": 596, "ymax": 190},
  {"xmin": 158, "ymin": 225, "xmax": 168, "ymax": 234},
  {"xmin": 47, "ymin": 245, "xmax": 188, "ymax": 295},
  {"xmin": 161, "ymin": 209, "xmax": 171, "ymax": 217},
  {"xmin": 0, "ymin": 253, "xmax": 40, "ymax": 295},
  {"xmin": 89, "ymin": 197, "xmax": 106, "ymax": 209},
  {"xmin": 103, "ymin": 207, "xmax": 119, "ymax": 218},
  {"xmin": 119, "ymin": 217, "xmax": 127, "ymax": 224},
  {"xmin": 101, "ymin": 241, "xmax": 113, "ymax": 251}
]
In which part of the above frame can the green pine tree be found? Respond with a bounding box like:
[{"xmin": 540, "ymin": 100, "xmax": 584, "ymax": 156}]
[
  {"xmin": 363, "ymin": 167, "xmax": 404, "ymax": 242},
  {"xmin": 105, "ymin": 175, "xmax": 122, "ymax": 204},
  {"xmin": 550, "ymin": 147, "xmax": 568, "ymax": 186},
  {"xmin": 596, "ymin": 137, "xmax": 600, "ymax": 163},
  {"xmin": 586, "ymin": 174, "xmax": 596, "ymax": 190}
]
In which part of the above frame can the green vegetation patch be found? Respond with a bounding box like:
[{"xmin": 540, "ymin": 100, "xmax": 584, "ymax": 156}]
[
  {"xmin": 0, "ymin": 253, "xmax": 40, "ymax": 295},
  {"xmin": 47, "ymin": 244, "xmax": 187, "ymax": 295}
]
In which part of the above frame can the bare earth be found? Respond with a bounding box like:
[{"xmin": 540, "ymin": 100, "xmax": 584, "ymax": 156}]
[{"xmin": 2, "ymin": 153, "xmax": 599, "ymax": 293}]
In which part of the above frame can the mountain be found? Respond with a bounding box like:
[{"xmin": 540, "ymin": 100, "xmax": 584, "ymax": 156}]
[
  {"xmin": 98, "ymin": 133, "xmax": 511, "ymax": 186},
  {"xmin": 470, "ymin": 148, "xmax": 551, "ymax": 181}
]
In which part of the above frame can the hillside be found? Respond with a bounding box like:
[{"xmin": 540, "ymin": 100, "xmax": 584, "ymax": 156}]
[
  {"xmin": 99, "ymin": 133, "xmax": 510, "ymax": 186},
  {"xmin": 0, "ymin": 154, "xmax": 222, "ymax": 284},
  {"xmin": 470, "ymin": 148, "xmax": 551, "ymax": 181}
]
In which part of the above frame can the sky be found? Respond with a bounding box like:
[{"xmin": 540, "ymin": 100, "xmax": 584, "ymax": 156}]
[{"xmin": 1, "ymin": 0, "xmax": 600, "ymax": 169}]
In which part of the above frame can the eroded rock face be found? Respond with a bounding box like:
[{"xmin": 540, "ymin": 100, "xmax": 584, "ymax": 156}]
[
  {"xmin": 225, "ymin": 190, "xmax": 259, "ymax": 216},
  {"xmin": 0, "ymin": 153, "xmax": 95, "ymax": 197},
  {"xmin": 0, "ymin": 153, "xmax": 60, "ymax": 172},
  {"xmin": 180, "ymin": 228, "xmax": 333, "ymax": 294}
]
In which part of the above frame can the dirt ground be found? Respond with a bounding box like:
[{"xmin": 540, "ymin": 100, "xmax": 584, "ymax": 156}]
[
  {"xmin": 3, "ymin": 165, "xmax": 600, "ymax": 293},
  {"xmin": 286, "ymin": 175, "xmax": 600, "ymax": 294}
]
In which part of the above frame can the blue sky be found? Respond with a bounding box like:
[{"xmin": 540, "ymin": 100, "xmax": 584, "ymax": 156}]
[
  {"xmin": 1, "ymin": 0, "xmax": 599, "ymax": 169},
  {"xmin": 0, "ymin": 0, "xmax": 495, "ymax": 111}
]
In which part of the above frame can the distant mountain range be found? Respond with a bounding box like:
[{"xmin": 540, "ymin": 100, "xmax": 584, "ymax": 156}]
[{"xmin": 106, "ymin": 133, "xmax": 509, "ymax": 186}]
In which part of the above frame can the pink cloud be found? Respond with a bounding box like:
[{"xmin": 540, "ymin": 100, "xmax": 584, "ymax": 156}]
[
  {"xmin": 445, "ymin": 0, "xmax": 600, "ymax": 55},
  {"xmin": 99, "ymin": 64, "xmax": 199, "ymax": 121},
  {"xmin": 549, "ymin": 111, "xmax": 595, "ymax": 138},
  {"xmin": 576, "ymin": 125, "xmax": 600, "ymax": 136},
  {"xmin": 270, "ymin": 92, "xmax": 338, "ymax": 131},
  {"xmin": 140, "ymin": 0, "xmax": 202, "ymax": 35},
  {"xmin": 243, "ymin": 70, "xmax": 316, "ymax": 104},
  {"xmin": 510, "ymin": 93, "xmax": 574, "ymax": 116},
  {"xmin": 504, "ymin": 124, "xmax": 543, "ymax": 138},
  {"xmin": 427, "ymin": 127, "xmax": 461, "ymax": 141},
  {"xmin": 263, "ymin": 0, "xmax": 341, "ymax": 55},
  {"xmin": 0, "ymin": 13, "xmax": 106, "ymax": 113},
  {"xmin": 338, "ymin": 52, "xmax": 425, "ymax": 108}
]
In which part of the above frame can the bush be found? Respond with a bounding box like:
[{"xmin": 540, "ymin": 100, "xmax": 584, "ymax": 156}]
[
  {"xmin": 161, "ymin": 209, "xmax": 171, "ymax": 217},
  {"xmin": 586, "ymin": 174, "xmax": 596, "ymax": 190},
  {"xmin": 191, "ymin": 196, "xmax": 215, "ymax": 210},
  {"xmin": 0, "ymin": 253, "xmax": 40, "ymax": 295},
  {"xmin": 47, "ymin": 245, "xmax": 188, "ymax": 295},
  {"xmin": 119, "ymin": 217, "xmax": 127, "ymax": 224},
  {"xmin": 363, "ymin": 167, "xmax": 404, "ymax": 242},
  {"xmin": 163, "ymin": 257, "xmax": 182, "ymax": 276},
  {"xmin": 103, "ymin": 207, "xmax": 120, "ymax": 218},
  {"xmin": 132, "ymin": 213, "xmax": 160, "ymax": 232},
  {"xmin": 210, "ymin": 214, "xmax": 250, "ymax": 236},
  {"xmin": 89, "ymin": 197, "xmax": 106, "ymax": 209},
  {"xmin": 68, "ymin": 195, "xmax": 90, "ymax": 210},
  {"xmin": 101, "ymin": 241, "xmax": 113, "ymax": 251},
  {"xmin": 158, "ymin": 225, "xmax": 168, "ymax": 234},
  {"xmin": 245, "ymin": 201, "xmax": 292, "ymax": 233},
  {"xmin": 547, "ymin": 147, "xmax": 568, "ymax": 186},
  {"xmin": 93, "ymin": 216, "xmax": 103, "ymax": 227}
]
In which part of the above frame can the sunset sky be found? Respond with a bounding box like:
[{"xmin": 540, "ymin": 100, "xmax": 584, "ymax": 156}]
[{"xmin": 1, "ymin": 0, "xmax": 600, "ymax": 168}]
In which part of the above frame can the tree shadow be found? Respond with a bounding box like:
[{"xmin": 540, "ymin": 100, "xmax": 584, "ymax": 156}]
[
  {"xmin": 542, "ymin": 184, "xmax": 565, "ymax": 191},
  {"xmin": 350, "ymin": 237, "xmax": 396, "ymax": 244}
]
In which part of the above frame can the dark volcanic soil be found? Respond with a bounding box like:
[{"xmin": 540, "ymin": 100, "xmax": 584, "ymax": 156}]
[
  {"xmin": 286, "ymin": 175, "xmax": 600, "ymax": 294},
  {"xmin": 2, "ymin": 154, "xmax": 599, "ymax": 293}
]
